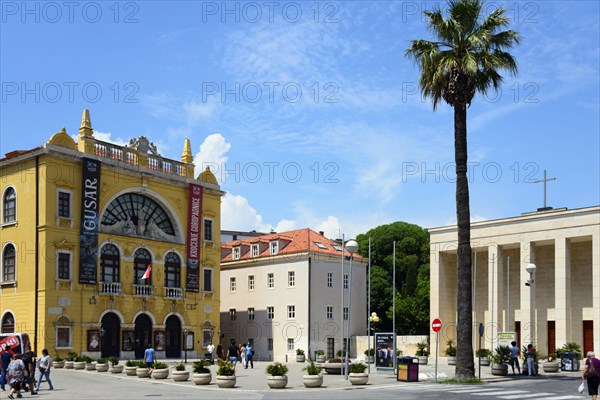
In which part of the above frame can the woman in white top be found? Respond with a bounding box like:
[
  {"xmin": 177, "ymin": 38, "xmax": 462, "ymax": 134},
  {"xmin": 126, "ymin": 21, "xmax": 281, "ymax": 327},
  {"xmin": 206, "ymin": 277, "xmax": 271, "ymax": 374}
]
[{"xmin": 35, "ymin": 349, "xmax": 53, "ymax": 391}]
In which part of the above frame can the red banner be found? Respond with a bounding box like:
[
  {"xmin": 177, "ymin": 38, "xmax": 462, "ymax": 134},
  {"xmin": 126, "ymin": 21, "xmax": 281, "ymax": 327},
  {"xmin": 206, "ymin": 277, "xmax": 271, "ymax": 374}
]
[{"xmin": 186, "ymin": 183, "xmax": 202, "ymax": 292}]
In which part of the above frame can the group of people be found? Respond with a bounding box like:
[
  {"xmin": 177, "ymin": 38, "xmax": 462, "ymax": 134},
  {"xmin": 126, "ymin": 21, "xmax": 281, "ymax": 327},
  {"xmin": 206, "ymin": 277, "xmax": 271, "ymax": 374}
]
[
  {"xmin": 206, "ymin": 340, "xmax": 254, "ymax": 369},
  {"xmin": 0, "ymin": 346, "xmax": 54, "ymax": 399},
  {"xmin": 507, "ymin": 341, "xmax": 537, "ymax": 376}
]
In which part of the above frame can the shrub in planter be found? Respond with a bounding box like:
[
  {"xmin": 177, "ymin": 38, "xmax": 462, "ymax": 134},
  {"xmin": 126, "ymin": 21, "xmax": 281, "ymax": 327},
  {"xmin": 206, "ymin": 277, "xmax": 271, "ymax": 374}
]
[
  {"xmin": 192, "ymin": 360, "xmax": 212, "ymax": 385},
  {"xmin": 476, "ymin": 349, "xmax": 492, "ymax": 366},
  {"xmin": 445, "ymin": 340, "xmax": 456, "ymax": 364},
  {"xmin": 124, "ymin": 359, "xmax": 138, "ymax": 376},
  {"xmin": 76, "ymin": 355, "xmax": 90, "ymax": 370},
  {"xmin": 491, "ymin": 346, "xmax": 511, "ymax": 376},
  {"xmin": 315, "ymin": 350, "xmax": 326, "ymax": 363},
  {"xmin": 266, "ymin": 361, "xmax": 288, "ymax": 389},
  {"xmin": 136, "ymin": 360, "xmax": 150, "ymax": 378},
  {"xmin": 172, "ymin": 361, "xmax": 189, "ymax": 381},
  {"xmin": 216, "ymin": 359, "xmax": 236, "ymax": 388},
  {"xmin": 152, "ymin": 362, "xmax": 169, "ymax": 379},
  {"xmin": 65, "ymin": 352, "xmax": 78, "ymax": 361},
  {"xmin": 53, "ymin": 355, "xmax": 65, "ymax": 368},
  {"xmin": 364, "ymin": 348, "xmax": 375, "ymax": 364},
  {"xmin": 108, "ymin": 357, "xmax": 123, "ymax": 373},
  {"xmin": 96, "ymin": 358, "xmax": 109, "ymax": 372},
  {"xmin": 296, "ymin": 348, "xmax": 306, "ymax": 362},
  {"xmin": 348, "ymin": 362, "xmax": 369, "ymax": 385},
  {"xmin": 416, "ymin": 342, "xmax": 429, "ymax": 365}
]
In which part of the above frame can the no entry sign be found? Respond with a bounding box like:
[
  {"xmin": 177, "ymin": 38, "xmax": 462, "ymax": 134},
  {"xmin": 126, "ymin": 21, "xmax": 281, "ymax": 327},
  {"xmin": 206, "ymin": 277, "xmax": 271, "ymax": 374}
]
[{"xmin": 432, "ymin": 318, "xmax": 442, "ymax": 332}]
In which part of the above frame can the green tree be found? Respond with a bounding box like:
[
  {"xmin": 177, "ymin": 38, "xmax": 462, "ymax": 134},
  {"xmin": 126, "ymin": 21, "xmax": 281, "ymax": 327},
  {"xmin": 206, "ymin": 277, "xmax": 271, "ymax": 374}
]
[
  {"xmin": 356, "ymin": 221, "xmax": 429, "ymax": 334},
  {"xmin": 406, "ymin": 0, "xmax": 519, "ymax": 381}
]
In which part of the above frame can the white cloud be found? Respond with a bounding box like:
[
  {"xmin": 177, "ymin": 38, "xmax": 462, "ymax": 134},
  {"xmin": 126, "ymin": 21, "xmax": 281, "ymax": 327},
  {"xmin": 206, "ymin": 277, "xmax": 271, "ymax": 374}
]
[
  {"xmin": 71, "ymin": 130, "xmax": 128, "ymax": 147},
  {"xmin": 183, "ymin": 100, "xmax": 217, "ymax": 127},
  {"xmin": 194, "ymin": 133, "xmax": 231, "ymax": 177},
  {"xmin": 221, "ymin": 193, "xmax": 273, "ymax": 233}
]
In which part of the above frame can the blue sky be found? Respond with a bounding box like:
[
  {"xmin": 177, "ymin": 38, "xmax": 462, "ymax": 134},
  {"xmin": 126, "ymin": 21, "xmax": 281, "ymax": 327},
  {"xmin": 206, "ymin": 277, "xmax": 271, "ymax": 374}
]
[{"xmin": 1, "ymin": 1, "xmax": 599, "ymax": 238}]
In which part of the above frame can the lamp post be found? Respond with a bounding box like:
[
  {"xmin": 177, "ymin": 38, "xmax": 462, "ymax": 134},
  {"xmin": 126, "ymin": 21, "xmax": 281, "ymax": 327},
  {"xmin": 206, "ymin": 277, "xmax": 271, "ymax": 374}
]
[
  {"xmin": 344, "ymin": 239, "xmax": 359, "ymax": 380},
  {"xmin": 368, "ymin": 312, "xmax": 380, "ymax": 373},
  {"xmin": 183, "ymin": 329, "xmax": 189, "ymax": 363},
  {"xmin": 525, "ymin": 263, "xmax": 537, "ymax": 345}
]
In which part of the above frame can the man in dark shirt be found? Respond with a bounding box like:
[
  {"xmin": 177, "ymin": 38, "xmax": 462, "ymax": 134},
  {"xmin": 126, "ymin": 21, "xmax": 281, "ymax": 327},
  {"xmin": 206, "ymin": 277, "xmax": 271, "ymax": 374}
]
[
  {"xmin": 1, "ymin": 346, "xmax": 12, "ymax": 391},
  {"xmin": 22, "ymin": 346, "xmax": 37, "ymax": 395},
  {"xmin": 227, "ymin": 341, "xmax": 239, "ymax": 367}
]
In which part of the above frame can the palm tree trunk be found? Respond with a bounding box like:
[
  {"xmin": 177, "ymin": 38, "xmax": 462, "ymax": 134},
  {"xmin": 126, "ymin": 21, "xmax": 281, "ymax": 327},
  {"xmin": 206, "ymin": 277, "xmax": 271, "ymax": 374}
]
[{"xmin": 454, "ymin": 103, "xmax": 474, "ymax": 380}]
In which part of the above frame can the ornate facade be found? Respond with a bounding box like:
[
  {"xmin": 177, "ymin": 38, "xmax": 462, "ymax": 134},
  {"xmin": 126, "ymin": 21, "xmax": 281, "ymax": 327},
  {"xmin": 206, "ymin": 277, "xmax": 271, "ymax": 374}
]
[{"xmin": 0, "ymin": 110, "xmax": 224, "ymax": 360}]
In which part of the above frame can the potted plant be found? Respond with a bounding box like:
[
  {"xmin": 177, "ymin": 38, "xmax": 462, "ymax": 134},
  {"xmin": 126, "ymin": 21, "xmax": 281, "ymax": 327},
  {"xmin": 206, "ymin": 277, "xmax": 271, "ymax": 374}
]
[
  {"xmin": 445, "ymin": 340, "xmax": 456, "ymax": 365},
  {"xmin": 476, "ymin": 348, "xmax": 492, "ymax": 366},
  {"xmin": 125, "ymin": 359, "xmax": 138, "ymax": 376},
  {"xmin": 323, "ymin": 358, "xmax": 346, "ymax": 375},
  {"xmin": 65, "ymin": 352, "xmax": 78, "ymax": 369},
  {"xmin": 216, "ymin": 359, "xmax": 236, "ymax": 388},
  {"xmin": 542, "ymin": 351, "xmax": 560, "ymax": 373},
  {"xmin": 108, "ymin": 356, "xmax": 123, "ymax": 373},
  {"xmin": 172, "ymin": 361, "xmax": 189, "ymax": 381},
  {"xmin": 192, "ymin": 360, "xmax": 212, "ymax": 385},
  {"xmin": 302, "ymin": 359, "xmax": 323, "ymax": 388},
  {"xmin": 315, "ymin": 350, "xmax": 326, "ymax": 363},
  {"xmin": 364, "ymin": 348, "xmax": 375, "ymax": 364},
  {"xmin": 491, "ymin": 346, "xmax": 511, "ymax": 376},
  {"xmin": 348, "ymin": 362, "xmax": 369, "ymax": 385},
  {"xmin": 416, "ymin": 342, "xmax": 429, "ymax": 365},
  {"xmin": 336, "ymin": 349, "xmax": 348, "ymax": 360},
  {"xmin": 266, "ymin": 361, "xmax": 288, "ymax": 389},
  {"xmin": 152, "ymin": 362, "xmax": 169, "ymax": 379},
  {"xmin": 95, "ymin": 357, "xmax": 109, "ymax": 372},
  {"xmin": 136, "ymin": 360, "xmax": 150, "ymax": 378},
  {"xmin": 53, "ymin": 355, "xmax": 64, "ymax": 369},
  {"xmin": 76, "ymin": 355, "xmax": 91, "ymax": 370},
  {"xmin": 296, "ymin": 348, "xmax": 306, "ymax": 363}
]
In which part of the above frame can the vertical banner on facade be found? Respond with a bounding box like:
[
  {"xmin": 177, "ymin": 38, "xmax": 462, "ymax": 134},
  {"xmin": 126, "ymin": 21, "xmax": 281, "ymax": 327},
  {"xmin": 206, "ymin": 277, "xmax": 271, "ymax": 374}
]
[
  {"xmin": 186, "ymin": 183, "xmax": 202, "ymax": 292},
  {"xmin": 375, "ymin": 332, "xmax": 395, "ymax": 369},
  {"xmin": 79, "ymin": 157, "xmax": 101, "ymax": 284}
]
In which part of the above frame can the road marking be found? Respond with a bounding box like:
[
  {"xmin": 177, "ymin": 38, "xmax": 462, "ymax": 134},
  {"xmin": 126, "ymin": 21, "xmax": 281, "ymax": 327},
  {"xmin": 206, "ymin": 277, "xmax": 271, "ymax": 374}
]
[
  {"xmin": 471, "ymin": 390, "xmax": 528, "ymax": 396},
  {"xmin": 499, "ymin": 393, "xmax": 555, "ymax": 399},
  {"xmin": 535, "ymin": 396, "xmax": 584, "ymax": 400},
  {"xmin": 450, "ymin": 388, "xmax": 508, "ymax": 393}
]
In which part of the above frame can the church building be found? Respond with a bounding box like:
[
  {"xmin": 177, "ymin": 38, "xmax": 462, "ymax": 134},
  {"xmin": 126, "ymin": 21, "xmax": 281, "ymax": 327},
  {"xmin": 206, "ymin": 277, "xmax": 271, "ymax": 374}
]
[{"xmin": 0, "ymin": 110, "xmax": 223, "ymax": 360}]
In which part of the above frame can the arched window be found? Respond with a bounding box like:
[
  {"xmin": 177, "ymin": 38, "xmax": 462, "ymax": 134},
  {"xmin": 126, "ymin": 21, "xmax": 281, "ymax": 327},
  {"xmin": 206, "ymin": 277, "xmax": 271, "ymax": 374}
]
[
  {"xmin": 56, "ymin": 316, "xmax": 72, "ymax": 348},
  {"xmin": 134, "ymin": 248, "xmax": 152, "ymax": 285},
  {"xmin": 3, "ymin": 187, "xmax": 16, "ymax": 223},
  {"xmin": 101, "ymin": 244, "xmax": 120, "ymax": 283},
  {"xmin": 1, "ymin": 312, "xmax": 15, "ymax": 333},
  {"xmin": 2, "ymin": 244, "xmax": 15, "ymax": 282},
  {"xmin": 164, "ymin": 252, "xmax": 181, "ymax": 288}
]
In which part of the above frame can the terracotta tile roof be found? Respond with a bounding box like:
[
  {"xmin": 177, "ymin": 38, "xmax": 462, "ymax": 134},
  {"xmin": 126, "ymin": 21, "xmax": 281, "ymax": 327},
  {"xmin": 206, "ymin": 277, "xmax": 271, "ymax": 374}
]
[
  {"xmin": 221, "ymin": 228, "xmax": 364, "ymax": 263},
  {"xmin": 2, "ymin": 147, "xmax": 43, "ymax": 161}
]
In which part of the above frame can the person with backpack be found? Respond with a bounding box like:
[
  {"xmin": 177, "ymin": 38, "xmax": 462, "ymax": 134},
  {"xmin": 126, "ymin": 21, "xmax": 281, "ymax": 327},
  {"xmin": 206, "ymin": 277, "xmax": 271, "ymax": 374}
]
[
  {"xmin": 245, "ymin": 342, "xmax": 254, "ymax": 369},
  {"xmin": 7, "ymin": 353, "xmax": 25, "ymax": 399}
]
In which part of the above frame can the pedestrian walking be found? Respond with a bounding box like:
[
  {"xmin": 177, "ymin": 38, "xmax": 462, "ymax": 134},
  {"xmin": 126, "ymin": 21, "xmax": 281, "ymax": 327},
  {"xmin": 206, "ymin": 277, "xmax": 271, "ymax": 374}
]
[
  {"xmin": 583, "ymin": 351, "xmax": 600, "ymax": 400},
  {"xmin": 144, "ymin": 344, "xmax": 157, "ymax": 376},
  {"xmin": 7, "ymin": 353, "xmax": 25, "ymax": 399},
  {"xmin": 245, "ymin": 342, "xmax": 254, "ymax": 369},
  {"xmin": 22, "ymin": 346, "xmax": 37, "ymax": 394},
  {"xmin": 35, "ymin": 349, "xmax": 53, "ymax": 391},
  {"xmin": 509, "ymin": 341, "xmax": 521, "ymax": 375},
  {"xmin": 1, "ymin": 345, "xmax": 12, "ymax": 391},
  {"xmin": 526, "ymin": 344, "xmax": 536, "ymax": 376},
  {"xmin": 216, "ymin": 344, "xmax": 224, "ymax": 360},
  {"xmin": 240, "ymin": 344, "xmax": 246, "ymax": 367},
  {"xmin": 227, "ymin": 341, "xmax": 239, "ymax": 367}
]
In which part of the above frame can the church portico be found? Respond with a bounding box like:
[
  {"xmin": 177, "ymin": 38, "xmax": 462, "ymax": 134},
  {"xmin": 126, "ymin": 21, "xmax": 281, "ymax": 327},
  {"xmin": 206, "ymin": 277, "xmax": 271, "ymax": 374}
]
[{"xmin": 430, "ymin": 206, "xmax": 600, "ymax": 357}]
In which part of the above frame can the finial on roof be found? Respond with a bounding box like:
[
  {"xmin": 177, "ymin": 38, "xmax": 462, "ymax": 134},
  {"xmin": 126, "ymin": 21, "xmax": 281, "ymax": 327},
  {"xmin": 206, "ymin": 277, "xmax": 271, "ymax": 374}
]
[
  {"xmin": 182, "ymin": 138, "xmax": 193, "ymax": 164},
  {"xmin": 79, "ymin": 109, "xmax": 93, "ymax": 137}
]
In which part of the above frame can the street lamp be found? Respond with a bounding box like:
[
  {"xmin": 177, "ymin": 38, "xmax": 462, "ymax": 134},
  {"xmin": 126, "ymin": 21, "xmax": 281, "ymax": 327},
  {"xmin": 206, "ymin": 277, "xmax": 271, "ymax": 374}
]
[
  {"xmin": 183, "ymin": 329, "xmax": 189, "ymax": 363},
  {"xmin": 525, "ymin": 263, "xmax": 537, "ymax": 346},
  {"xmin": 344, "ymin": 239, "xmax": 359, "ymax": 379},
  {"xmin": 368, "ymin": 312, "xmax": 380, "ymax": 373}
]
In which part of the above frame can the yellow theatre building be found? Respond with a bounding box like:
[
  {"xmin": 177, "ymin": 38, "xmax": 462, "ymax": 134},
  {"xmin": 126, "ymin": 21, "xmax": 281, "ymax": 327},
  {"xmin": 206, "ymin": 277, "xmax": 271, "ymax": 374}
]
[{"xmin": 0, "ymin": 110, "xmax": 224, "ymax": 360}]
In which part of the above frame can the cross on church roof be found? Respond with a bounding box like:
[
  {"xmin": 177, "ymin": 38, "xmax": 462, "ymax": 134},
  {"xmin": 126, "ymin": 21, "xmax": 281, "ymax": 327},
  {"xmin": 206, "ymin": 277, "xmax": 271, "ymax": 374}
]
[{"xmin": 534, "ymin": 169, "xmax": 556, "ymax": 210}]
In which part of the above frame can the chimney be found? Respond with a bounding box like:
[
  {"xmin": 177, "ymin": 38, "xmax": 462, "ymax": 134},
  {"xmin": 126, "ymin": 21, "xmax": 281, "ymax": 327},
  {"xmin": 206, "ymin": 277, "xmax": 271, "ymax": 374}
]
[{"xmin": 319, "ymin": 231, "xmax": 324, "ymax": 236}]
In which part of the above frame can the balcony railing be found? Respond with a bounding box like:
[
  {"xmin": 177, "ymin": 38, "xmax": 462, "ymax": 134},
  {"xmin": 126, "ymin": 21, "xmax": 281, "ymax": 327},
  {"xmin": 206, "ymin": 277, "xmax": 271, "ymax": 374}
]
[
  {"xmin": 133, "ymin": 284, "xmax": 154, "ymax": 297},
  {"xmin": 100, "ymin": 282, "xmax": 122, "ymax": 295},
  {"xmin": 164, "ymin": 287, "xmax": 184, "ymax": 300}
]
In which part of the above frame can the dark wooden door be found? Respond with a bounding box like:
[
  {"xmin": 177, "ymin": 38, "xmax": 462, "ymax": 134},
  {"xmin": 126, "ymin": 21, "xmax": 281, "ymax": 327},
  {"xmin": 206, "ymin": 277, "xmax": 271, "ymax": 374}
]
[
  {"xmin": 583, "ymin": 321, "xmax": 593, "ymax": 356},
  {"xmin": 547, "ymin": 321, "xmax": 556, "ymax": 356}
]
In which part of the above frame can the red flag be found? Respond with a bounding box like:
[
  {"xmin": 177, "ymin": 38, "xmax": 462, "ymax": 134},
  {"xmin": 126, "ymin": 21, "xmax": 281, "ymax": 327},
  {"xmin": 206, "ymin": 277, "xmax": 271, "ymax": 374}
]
[{"xmin": 141, "ymin": 264, "xmax": 152, "ymax": 280}]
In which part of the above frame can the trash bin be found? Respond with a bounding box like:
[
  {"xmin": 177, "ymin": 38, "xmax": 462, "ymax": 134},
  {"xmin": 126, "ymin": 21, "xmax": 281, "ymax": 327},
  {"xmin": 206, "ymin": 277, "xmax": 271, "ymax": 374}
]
[
  {"xmin": 561, "ymin": 352, "xmax": 580, "ymax": 371},
  {"xmin": 397, "ymin": 356, "xmax": 419, "ymax": 382}
]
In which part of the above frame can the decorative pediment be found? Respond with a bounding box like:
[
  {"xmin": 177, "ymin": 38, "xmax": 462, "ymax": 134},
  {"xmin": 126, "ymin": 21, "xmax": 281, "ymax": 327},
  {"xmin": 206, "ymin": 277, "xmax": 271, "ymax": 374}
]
[
  {"xmin": 128, "ymin": 136, "xmax": 158, "ymax": 155},
  {"xmin": 47, "ymin": 128, "xmax": 78, "ymax": 151}
]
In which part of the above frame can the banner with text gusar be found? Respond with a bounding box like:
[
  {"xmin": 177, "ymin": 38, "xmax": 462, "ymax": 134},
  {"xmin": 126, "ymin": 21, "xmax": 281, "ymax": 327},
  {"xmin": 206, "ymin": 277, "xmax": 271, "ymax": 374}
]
[
  {"xmin": 79, "ymin": 157, "xmax": 101, "ymax": 284},
  {"xmin": 186, "ymin": 183, "xmax": 202, "ymax": 292}
]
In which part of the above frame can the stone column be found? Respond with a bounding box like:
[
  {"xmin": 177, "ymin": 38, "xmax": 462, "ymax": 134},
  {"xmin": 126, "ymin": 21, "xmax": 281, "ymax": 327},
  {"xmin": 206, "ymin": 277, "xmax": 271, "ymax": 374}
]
[
  {"xmin": 593, "ymin": 232, "xmax": 600, "ymax": 353},
  {"xmin": 554, "ymin": 237, "xmax": 571, "ymax": 347},
  {"xmin": 520, "ymin": 241, "xmax": 536, "ymax": 345},
  {"xmin": 488, "ymin": 244, "xmax": 502, "ymax": 351}
]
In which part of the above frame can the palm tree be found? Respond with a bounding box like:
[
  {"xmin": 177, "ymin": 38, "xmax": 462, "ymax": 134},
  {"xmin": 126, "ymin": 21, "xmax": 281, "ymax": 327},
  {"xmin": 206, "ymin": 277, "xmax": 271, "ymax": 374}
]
[{"xmin": 406, "ymin": 0, "xmax": 519, "ymax": 381}]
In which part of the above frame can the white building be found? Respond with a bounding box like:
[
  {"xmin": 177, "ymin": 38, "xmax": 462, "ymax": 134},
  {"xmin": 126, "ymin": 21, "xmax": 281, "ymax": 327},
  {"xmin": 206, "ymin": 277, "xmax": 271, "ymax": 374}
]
[
  {"xmin": 219, "ymin": 229, "xmax": 367, "ymax": 361},
  {"xmin": 430, "ymin": 206, "xmax": 599, "ymax": 356}
]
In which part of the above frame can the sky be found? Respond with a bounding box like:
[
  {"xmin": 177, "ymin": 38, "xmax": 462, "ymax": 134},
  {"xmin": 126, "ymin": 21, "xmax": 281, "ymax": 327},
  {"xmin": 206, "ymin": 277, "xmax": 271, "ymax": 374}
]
[{"xmin": 1, "ymin": 1, "xmax": 599, "ymax": 239}]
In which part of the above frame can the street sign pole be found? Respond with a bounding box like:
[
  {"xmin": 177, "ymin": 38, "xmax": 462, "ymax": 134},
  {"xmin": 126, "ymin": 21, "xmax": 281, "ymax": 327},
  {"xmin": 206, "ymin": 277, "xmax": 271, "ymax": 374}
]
[
  {"xmin": 435, "ymin": 331, "xmax": 439, "ymax": 383},
  {"xmin": 432, "ymin": 318, "xmax": 442, "ymax": 383},
  {"xmin": 478, "ymin": 323, "xmax": 484, "ymax": 381}
]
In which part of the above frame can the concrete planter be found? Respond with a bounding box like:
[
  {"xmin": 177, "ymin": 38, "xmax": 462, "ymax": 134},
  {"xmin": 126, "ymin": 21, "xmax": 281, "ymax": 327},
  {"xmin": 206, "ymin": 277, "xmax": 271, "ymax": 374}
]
[
  {"xmin": 152, "ymin": 368, "xmax": 169, "ymax": 379},
  {"xmin": 302, "ymin": 374, "xmax": 323, "ymax": 388},
  {"xmin": 216, "ymin": 375, "xmax": 236, "ymax": 388},
  {"xmin": 53, "ymin": 361, "xmax": 65, "ymax": 369},
  {"xmin": 124, "ymin": 366, "xmax": 137, "ymax": 376},
  {"xmin": 418, "ymin": 356, "xmax": 428, "ymax": 365},
  {"xmin": 172, "ymin": 370, "xmax": 189, "ymax": 382},
  {"xmin": 64, "ymin": 361, "xmax": 74, "ymax": 369},
  {"xmin": 136, "ymin": 367, "xmax": 150, "ymax": 378},
  {"xmin": 267, "ymin": 375, "xmax": 288, "ymax": 389},
  {"xmin": 479, "ymin": 357, "xmax": 491, "ymax": 366},
  {"xmin": 543, "ymin": 361, "xmax": 559, "ymax": 373},
  {"xmin": 447, "ymin": 356, "xmax": 456, "ymax": 365},
  {"xmin": 109, "ymin": 365, "xmax": 124, "ymax": 373},
  {"xmin": 323, "ymin": 362, "xmax": 345, "ymax": 375},
  {"xmin": 95, "ymin": 363, "xmax": 109, "ymax": 372},
  {"xmin": 74, "ymin": 361, "xmax": 86, "ymax": 370},
  {"xmin": 349, "ymin": 373, "xmax": 369, "ymax": 385},
  {"xmin": 85, "ymin": 362, "xmax": 97, "ymax": 371},
  {"xmin": 365, "ymin": 356, "xmax": 374, "ymax": 364},
  {"xmin": 192, "ymin": 372, "xmax": 212, "ymax": 385},
  {"xmin": 491, "ymin": 363, "xmax": 508, "ymax": 376},
  {"xmin": 315, "ymin": 355, "xmax": 326, "ymax": 363},
  {"xmin": 296, "ymin": 355, "xmax": 306, "ymax": 362}
]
